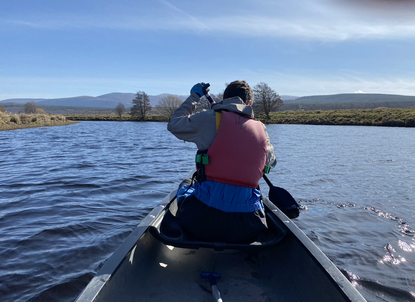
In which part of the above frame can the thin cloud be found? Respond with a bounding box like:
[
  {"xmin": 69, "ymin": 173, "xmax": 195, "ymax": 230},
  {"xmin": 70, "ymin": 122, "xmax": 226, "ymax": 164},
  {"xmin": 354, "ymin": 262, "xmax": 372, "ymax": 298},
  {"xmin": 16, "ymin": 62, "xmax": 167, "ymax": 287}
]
[
  {"xmin": 3, "ymin": 71, "xmax": 415, "ymax": 99},
  {"xmin": 202, "ymin": 11, "xmax": 415, "ymax": 41},
  {"xmin": 157, "ymin": 0, "xmax": 209, "ymax": 32},
  {"xmin": 2, "ymin": 0, "xmax": 415, "ymax": 41},
  {"xmin": 234, "ymin": 69, "xmax": 415, "ymax": 96}
]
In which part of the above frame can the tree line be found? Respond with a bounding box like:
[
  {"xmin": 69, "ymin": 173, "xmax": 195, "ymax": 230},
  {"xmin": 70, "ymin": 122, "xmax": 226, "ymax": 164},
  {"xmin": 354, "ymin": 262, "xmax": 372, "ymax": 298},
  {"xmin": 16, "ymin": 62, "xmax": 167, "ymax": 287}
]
[
  {"xmin": 115, "ymin": 82, "xmax": 283, "ymax": 120},
  {"xmin": 0, "ymin": 101, "xmax": 47, "ymax": 114}
]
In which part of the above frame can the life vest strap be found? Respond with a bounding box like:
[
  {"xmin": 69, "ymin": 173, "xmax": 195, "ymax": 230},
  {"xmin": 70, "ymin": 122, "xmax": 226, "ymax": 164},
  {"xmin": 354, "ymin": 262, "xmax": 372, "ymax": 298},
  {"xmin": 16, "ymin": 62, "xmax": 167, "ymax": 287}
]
[
  {"xmin": 195, "ymin": 153, "xmax": 209, "ymax": 165},
  {"xmin": 195, "ymin": 149, "xmax": 209, "ymax": 183},
  {"xmin": 195, "ymin": 154, "xmax": 201, "ymax": 163},
  {"xmin": 215, "ymin": 111, "xmax": 222, "ymax": 132}
]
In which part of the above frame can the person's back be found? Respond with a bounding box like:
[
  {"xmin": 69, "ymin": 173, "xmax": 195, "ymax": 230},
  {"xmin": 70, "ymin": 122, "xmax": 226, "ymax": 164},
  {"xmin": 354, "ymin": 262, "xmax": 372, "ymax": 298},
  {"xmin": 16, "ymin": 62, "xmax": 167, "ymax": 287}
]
[{"xmin": 167, "ymin": 80, "xmax": 276, "ymax": 242}]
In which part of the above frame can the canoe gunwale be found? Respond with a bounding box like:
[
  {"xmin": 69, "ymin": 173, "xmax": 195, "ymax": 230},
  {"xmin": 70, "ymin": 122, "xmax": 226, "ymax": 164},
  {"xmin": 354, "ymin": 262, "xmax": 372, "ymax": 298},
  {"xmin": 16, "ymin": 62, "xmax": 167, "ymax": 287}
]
[
  {"xmin": 75, "ymin": 185, "xmax": 179, "ymax": 302},
  {"xmin": 262, "ymin": 197, "xmax": 367, "ymax": 302}
]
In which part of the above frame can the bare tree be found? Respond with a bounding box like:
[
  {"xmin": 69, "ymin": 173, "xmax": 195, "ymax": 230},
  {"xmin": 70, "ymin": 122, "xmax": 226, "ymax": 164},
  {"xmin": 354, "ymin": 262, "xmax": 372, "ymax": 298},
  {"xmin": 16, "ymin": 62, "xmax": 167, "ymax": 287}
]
[
  {"xmin": 156, "ymin": 95, "xmax": 183, "ymax": 118},
  {"xmin": 195, "ymin": 88, "xmax": 225, "ymax": 112},
  {"xmin": 24, "ymin": 102, "xmax": 40, "ymax": 114},
  {"xmin": 253, "ymin": 82, "xmax": 283, "ymax": 119},
  {"xmin": 195, "ymin": 96, "xmax": 212, "ymax": 112},
  {"xmin": 115, "ymin": 102, "xmax": 126, "ymax": 119},
  {"xmin": 131, "ymin": 91, "xmax": 152, "ymax": 120},
  {"xmin": 0, "ymin": 105, "xmax": 5, "ymax": 113},
  {"xmin": 211, "ymin": 91, "xmax": 224, "ymax": 103}
]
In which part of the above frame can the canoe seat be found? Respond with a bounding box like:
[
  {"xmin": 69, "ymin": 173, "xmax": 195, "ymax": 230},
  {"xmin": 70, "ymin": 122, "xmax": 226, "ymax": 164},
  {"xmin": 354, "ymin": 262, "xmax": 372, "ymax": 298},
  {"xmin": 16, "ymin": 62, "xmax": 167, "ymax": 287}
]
[{"xmin": 149, "ymin": 207, "xmax": 287, "ymax": 251}]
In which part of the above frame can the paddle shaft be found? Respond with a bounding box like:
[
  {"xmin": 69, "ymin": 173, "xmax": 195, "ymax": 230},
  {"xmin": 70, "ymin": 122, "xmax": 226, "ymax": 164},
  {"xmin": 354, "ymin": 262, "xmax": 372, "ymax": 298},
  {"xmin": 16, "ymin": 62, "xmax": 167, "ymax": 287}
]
[
  {"xmin": 262, "ymin": 174, "xmax": 273, "ymax": 187},
  {"xmin": 205, "ymin": 92, "xmax": 215, "ymax": 104},
  {"xmin": 262, "ymin": 173, "xmax": 300, "ymax": 219}
]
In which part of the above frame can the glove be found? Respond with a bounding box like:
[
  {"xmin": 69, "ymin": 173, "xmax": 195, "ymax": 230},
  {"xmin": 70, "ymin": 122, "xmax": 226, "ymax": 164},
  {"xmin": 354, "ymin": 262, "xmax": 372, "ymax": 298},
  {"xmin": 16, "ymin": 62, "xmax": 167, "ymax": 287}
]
[{"xmin": 191, "ymin": 83, "xmax": 210, "ymax": 97}]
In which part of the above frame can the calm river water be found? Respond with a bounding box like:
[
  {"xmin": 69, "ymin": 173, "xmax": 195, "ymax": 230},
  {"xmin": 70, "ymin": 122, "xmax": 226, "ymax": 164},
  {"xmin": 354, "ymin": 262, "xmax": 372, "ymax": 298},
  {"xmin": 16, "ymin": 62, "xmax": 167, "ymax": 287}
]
[{"xmin": 0, "ymin": 121, "xmax": 414, "ymax": 302}]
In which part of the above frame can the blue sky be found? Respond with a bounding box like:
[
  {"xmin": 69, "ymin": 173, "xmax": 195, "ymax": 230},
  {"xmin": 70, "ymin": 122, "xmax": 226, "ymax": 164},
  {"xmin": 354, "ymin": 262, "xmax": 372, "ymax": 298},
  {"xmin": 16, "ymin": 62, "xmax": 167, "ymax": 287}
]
[{"xmin": 1, "ymin": 0, "xmax": 415, "ymax": 99}]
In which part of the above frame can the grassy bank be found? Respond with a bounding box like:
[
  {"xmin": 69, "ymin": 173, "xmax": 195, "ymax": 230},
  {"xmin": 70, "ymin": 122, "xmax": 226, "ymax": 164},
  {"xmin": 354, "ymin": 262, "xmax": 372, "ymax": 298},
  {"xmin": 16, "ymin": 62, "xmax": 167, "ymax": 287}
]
[
  {"xmin": 0, "ymin": 111, "xmax": 78, "ymax": 131},
  {"xmin": 260, "ymin": 108, "xmax": 415, "ymax": 127},
  {"xmin": 65, "ymin": 108, "xmax": 415, "ymax": 127}
]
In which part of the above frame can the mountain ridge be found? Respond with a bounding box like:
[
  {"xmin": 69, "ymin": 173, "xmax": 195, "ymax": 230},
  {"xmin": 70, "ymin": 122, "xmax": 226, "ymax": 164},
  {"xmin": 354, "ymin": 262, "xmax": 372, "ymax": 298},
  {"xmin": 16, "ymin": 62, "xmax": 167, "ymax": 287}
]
[
  {"xmin": 2, "ymin": 92, "xmax": 415, "ymax": 111},
  {"xmin": 0, "ymin": 92, "xmax": 299, "ymax": 108},
  {"xmin": 0, "ymin": 93, "xmax": 189, "ymax": 108}
]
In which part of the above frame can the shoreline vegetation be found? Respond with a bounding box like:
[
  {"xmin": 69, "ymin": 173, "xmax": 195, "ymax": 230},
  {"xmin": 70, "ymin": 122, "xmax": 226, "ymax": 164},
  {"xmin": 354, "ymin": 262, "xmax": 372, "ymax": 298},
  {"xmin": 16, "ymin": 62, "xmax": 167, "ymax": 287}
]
[
  {"xmin": 1, "ymin": 107, "xmax": 414, "ymax": 131},
  {"xmin": 0, "ymin": 111, "xmax": 78, "ymax": 131},
  {"xmin": 65, "ymin": 107, "xmax": 415, "ymax": 128}
]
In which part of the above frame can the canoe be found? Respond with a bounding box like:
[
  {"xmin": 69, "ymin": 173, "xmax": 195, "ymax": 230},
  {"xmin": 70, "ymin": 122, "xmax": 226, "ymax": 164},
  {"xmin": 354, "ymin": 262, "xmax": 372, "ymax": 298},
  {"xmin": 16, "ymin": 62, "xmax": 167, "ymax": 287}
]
[{"xmin": 76, "ymin": 173, "xmax": 367, "ymax": 302}]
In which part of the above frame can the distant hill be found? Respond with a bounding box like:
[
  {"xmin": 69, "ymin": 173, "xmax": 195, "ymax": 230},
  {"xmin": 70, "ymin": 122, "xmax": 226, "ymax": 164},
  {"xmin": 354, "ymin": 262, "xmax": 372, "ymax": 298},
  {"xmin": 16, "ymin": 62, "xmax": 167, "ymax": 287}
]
[
  {"xmin": 0, "ymin": 103, "xmax": 119, "ymax": 115},
  {"xmin": 280, "ymin": 95, "xmax": 298, "ymax": 101},
  {"xmin": 3, "ymin": 92, "xmax": 415, "ymax": 113},
  {"xmin": 0, "ymin": 93, "xmax": 189, "ymax": 109},
  {"xmin": 0, "ymin": 92, "xmax": 297, "ymax": 108},
  {"xmin": 280, "ymin": 93, "xmax": 415, "ymax": 111}
]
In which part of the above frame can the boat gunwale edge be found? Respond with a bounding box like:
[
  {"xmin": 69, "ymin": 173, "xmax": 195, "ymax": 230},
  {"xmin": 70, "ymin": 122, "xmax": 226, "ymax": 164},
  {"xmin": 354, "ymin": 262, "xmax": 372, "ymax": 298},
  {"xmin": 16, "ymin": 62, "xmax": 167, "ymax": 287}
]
[{"xmin": 75, "ymin": 185, "xmax": 179, "ymax": 302}]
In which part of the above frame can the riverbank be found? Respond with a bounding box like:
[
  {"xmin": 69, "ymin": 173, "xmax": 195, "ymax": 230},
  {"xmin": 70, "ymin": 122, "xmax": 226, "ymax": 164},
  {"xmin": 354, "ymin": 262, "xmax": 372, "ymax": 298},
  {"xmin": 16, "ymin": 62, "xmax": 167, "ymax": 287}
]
[
  {"xmin": 65, "ymin": 108, "xmax": 415, "ymax": 127},
  {"xmin": 0, "ymin": 111, "xmax": 78, "ymax": 131},
  {"xmin": 261, "ymin": 107, "xmax": 415, "ymax": 127}
]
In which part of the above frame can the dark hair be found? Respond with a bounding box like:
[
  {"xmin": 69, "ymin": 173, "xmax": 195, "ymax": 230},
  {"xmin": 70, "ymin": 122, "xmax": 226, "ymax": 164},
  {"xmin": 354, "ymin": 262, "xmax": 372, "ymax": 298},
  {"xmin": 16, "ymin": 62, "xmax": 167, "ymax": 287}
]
[{"xmin": 223, "ymin": 80, "xmax": 254, "ymax": 104}]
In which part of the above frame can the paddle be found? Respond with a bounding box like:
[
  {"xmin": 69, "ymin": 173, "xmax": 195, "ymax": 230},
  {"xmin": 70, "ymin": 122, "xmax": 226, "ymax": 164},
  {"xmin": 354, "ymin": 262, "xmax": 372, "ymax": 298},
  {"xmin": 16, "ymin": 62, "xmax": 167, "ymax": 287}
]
[
  {"xmin": 263, "ymin": 174, "xmax": 300, "ymax": 219},
  {"xmin": 202, "ymin": 83, "xmax": 215, "ymax": 104}
]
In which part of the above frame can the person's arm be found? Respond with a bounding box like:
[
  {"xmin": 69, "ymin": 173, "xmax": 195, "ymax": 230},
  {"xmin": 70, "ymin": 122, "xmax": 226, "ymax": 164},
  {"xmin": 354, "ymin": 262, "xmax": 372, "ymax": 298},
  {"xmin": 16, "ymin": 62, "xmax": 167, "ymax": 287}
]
[
  {"xmin": 167, "ymin": 83, "xmax": 208, "ymax": 141},
  {"xmin": 263, "ymin": 125, "xmax": 277, "ymax": 169},
  {"xmin": 167, "ymin": 92, "xmax": 201, "ymax": 143},
  {"xmin": 168, "ymin": 90, "xmax": 217, "ymax": 150},
  {"xmin": 167, "ymin": 87, "xmax": 217, "ymax": 151}
]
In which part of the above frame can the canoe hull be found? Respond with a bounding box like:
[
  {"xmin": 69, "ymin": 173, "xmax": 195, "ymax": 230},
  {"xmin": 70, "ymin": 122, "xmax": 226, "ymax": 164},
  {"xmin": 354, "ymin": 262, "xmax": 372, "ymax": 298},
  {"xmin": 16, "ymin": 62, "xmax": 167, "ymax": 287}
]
[
  {"xmin": 93, "ymin": 230, "xmax": 354, "ymax": 301},
  {"xmin": 76, "ymin": 176, "xmax": 366, "ymax": 302}
]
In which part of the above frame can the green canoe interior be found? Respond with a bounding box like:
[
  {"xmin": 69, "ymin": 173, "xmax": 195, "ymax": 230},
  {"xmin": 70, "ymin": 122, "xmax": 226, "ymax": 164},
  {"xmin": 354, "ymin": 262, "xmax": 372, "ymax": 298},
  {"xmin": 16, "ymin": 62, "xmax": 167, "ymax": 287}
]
[
  {"xmin": 96, "ymin": 228, "xmax": 348, "ymax": 301},
  {"xmin": 75, "ymin": 174, "xmax": 366, "ymax": 302}
]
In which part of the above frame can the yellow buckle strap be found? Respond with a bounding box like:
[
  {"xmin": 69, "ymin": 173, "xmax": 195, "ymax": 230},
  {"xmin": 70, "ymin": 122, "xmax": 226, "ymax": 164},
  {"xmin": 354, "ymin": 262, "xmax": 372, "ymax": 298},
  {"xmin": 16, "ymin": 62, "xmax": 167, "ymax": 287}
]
[{"xmin": 215, "ymin": 111, "xmax": 222, "ymax": 132}]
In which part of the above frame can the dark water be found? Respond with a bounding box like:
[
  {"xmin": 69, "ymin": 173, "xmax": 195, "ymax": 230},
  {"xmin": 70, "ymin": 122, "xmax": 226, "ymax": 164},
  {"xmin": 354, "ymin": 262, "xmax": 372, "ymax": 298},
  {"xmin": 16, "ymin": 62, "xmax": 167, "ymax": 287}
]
[{"xmin": 0, "ymin": 121, "xmax": 414, "ymax": 302}]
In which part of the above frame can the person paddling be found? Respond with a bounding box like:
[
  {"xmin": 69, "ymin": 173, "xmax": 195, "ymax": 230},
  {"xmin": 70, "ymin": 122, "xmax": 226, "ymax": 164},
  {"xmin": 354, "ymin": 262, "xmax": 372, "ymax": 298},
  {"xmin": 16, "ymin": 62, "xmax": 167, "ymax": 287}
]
[{"xmin": 167, "ymin": 80, "xmax": 277, "ymax": 243}]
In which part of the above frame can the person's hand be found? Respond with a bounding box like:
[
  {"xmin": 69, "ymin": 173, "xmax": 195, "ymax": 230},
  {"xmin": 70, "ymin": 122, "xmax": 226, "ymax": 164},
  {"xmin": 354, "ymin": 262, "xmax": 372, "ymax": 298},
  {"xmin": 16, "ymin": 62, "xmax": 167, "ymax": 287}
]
[{"xmin": 191, "ymin": 83, "xmax": 210, "ymax": 97}]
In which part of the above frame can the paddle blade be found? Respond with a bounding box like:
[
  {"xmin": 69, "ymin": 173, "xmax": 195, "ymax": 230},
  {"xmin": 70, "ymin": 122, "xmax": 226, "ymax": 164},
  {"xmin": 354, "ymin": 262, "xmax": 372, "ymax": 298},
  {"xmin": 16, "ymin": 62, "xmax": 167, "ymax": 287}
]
[{"xmin": 268, "ymin": 186, "xmax": 300, "ymax": 219}]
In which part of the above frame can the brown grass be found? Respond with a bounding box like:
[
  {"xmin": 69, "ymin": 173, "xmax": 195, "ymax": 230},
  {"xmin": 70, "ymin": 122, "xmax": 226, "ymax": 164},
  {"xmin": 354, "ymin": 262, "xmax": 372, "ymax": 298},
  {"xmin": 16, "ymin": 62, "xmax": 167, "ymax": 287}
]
[
  {"xmin": 259, "ymin": 107, "xmax": 415, "ymax": 127},
  {"xmin": 0, "ymin": 111, "xmax": 78, "ymax": 131}
]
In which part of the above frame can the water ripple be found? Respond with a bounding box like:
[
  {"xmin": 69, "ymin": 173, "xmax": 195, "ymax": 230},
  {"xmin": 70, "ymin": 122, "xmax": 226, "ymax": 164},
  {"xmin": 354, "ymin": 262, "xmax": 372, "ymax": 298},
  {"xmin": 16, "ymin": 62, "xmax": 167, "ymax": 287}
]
[{"xmin": 1, "ymin": 122, "xmax": 414, "ymax": 302}]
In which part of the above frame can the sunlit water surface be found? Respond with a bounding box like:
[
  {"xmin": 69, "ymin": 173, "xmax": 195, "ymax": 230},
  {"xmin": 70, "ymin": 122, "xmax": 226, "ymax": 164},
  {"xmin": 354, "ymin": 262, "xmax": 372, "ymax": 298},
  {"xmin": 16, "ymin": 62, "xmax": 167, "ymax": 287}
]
[{"xmin": 0, "ymin": 121, "xmax": 414, "ymax": 302}]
